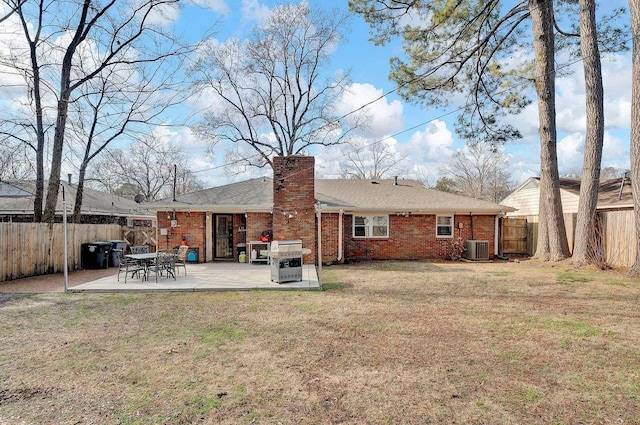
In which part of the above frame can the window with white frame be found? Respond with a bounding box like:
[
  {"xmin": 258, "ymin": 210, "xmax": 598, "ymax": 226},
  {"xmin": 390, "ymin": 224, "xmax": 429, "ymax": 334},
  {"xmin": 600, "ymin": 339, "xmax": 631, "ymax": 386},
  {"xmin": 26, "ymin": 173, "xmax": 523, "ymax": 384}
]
[
  {"xmin": 353, "ymin": 214, "xmax": 389, "ymax": 238},
  {"xmin": 436, "ymin": 215, "xmax": 454, "ymax": 237}
]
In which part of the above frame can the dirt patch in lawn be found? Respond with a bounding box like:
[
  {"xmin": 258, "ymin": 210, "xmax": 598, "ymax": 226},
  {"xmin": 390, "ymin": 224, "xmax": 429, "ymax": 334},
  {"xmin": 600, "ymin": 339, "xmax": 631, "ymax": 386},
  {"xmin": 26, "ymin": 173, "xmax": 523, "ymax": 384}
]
[
  {"xmin": 1, "ymin": 259, "xmax": 639, "ymax": 424},
  {"xmin": 0, "ymin": 267, "xmax": 117, "ymax": 293}
]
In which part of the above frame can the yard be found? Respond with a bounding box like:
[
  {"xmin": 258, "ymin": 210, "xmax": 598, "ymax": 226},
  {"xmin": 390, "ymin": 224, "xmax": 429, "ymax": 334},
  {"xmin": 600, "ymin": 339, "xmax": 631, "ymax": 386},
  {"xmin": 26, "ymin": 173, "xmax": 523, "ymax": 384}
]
[{"xmin": 1, "ymin": 259, "xmax": 639, "ymax": 424}]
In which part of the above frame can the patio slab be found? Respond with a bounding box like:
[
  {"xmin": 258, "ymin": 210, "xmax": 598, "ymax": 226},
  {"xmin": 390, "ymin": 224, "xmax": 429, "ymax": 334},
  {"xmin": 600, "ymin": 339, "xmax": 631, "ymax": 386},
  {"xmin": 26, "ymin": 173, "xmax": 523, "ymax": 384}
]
[{"xmin": 69, "ymin": 262, "xmax": 320, "ymax": 292}]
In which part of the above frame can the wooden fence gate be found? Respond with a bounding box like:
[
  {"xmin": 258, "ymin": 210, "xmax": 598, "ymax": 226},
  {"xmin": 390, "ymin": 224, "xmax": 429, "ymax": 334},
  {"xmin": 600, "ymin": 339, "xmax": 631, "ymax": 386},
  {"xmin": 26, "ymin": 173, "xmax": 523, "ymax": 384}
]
[{"xmin": 500, "ymin": 217, "xmax": 528, "ymax": 255}]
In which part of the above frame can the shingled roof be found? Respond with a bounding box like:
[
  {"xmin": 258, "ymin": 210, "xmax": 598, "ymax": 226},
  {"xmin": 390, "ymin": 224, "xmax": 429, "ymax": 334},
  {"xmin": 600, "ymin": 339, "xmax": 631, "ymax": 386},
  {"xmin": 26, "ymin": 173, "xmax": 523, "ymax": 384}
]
[
  {"xmin": 315, "ymin": 179, "xmax": 511, "ymax": 213},
  {"xmin": 149, "ymin": 177, "xmax": 512, "ymax": 214},
  {"xmin": 147, "ymin": 177, "xmax": 274, "ymax": 212},
  {"xmin": 0, "ymin": 180, "xmax": 152, "ymax": 217},
  {"xmin": 533, "ymin": 177, "xmax": 633, "ymax": 209}
]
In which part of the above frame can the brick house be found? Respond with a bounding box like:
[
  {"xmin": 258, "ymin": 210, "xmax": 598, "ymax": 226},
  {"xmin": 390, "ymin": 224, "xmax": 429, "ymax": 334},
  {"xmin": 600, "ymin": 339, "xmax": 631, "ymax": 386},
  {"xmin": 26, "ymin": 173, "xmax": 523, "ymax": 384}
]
[{"xmin": 147, "ymin": 156, "xmax": 513, "ymax": 264}]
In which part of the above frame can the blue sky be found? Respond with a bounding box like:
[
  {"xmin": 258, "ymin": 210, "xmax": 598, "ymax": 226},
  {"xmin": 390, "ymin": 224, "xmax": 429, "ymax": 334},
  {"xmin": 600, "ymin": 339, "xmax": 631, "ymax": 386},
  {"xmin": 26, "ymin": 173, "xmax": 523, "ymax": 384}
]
[
  {"xmin": 1, "ymin": 0, "xmax": 631, "ymax": 189},
  {"xmin": 165, "ymin": 0, "xmax": 632, "ymax": 188}
]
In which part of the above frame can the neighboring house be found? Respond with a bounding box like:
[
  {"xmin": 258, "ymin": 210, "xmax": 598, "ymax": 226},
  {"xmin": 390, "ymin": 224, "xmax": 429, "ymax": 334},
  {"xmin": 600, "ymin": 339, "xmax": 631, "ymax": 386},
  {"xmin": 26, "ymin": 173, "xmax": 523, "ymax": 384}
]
[
  {"xmin": 500, "ymin": 176, "xmax": 633, "ymax": 217},
  {"xmin": 0, "ymin": 179, "xmax": 154, "ymax": 226},
  {"xmin": 500, "ymin": 176, "xmax": 635, "ymax": 266},
  {"xmin": 147, "ymin": 156, "xmax": 514, "ymax": 264}
]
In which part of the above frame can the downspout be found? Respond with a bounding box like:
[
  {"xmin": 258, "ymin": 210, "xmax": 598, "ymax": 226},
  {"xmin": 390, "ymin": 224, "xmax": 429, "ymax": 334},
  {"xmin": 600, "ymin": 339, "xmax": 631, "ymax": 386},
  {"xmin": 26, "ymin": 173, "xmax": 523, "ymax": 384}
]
[
  {"xmin": 337, "ymin": 209, "xmax": 344, "ymax": 262},
  {"xmin": 494, "ymin": 214, "xmax": 500, "ymax": 256}
]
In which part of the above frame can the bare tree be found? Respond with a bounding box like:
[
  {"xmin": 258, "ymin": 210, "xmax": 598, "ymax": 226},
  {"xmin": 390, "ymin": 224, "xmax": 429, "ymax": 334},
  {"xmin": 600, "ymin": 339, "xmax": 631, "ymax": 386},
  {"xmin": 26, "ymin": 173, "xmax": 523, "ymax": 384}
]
[
  {"xmin": 65, "ymin": 52, "xmax": 187, "ymax": 222},
  {"xmin": 0, "ymin": 0, "xmax": 194, "ymax": 222},
  {"xmin": 443, "ymin": 142, "xmax": 515, "ymax": 203},
  {"xmin": 341, "ymin": 138, "xmax": 404, "ymax": 179},
  {"xmin": 192, "ymin": 2, "xmax": 354, "ymax": 171},
  {"xmin": 629, "ymin": 0, "xmax": 640, "ymax": 276},
  {"xmin": 0, "ymin": 0, "xmax": 22, "ymax": 24},
  {"xmin": 87, "ymin": 136, "xmax": 203, "ymax": 202},
  {"xmin": 0, "ymin": 139, "xmax": 34, "ymax": 180}
]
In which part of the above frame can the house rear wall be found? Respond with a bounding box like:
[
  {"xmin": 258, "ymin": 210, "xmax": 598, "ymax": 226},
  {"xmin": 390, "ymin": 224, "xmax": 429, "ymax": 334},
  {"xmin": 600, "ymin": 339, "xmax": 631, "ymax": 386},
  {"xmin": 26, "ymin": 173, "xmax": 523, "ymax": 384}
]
[
  {"xmin": 157, "ymin": 211, "xmax": 207, "ymax": 261},
  {"xmin": 246, "ymin": 212, "xmax": 273, "ymax": 244},
  {"xmin": 319, "ymin": 213, "xmax": 496, "ymax": 262}
]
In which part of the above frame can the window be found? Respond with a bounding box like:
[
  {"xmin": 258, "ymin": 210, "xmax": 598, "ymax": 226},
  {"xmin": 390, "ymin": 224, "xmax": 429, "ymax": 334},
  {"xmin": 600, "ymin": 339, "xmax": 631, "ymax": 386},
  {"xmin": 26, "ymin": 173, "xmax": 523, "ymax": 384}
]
[
  {"xmin": 436, "ymin": 215, "xmax": 454, "ymax": 238},
  {"xmin": 353, "ymin": 215, "xmax": 388, "ymax": 238}
]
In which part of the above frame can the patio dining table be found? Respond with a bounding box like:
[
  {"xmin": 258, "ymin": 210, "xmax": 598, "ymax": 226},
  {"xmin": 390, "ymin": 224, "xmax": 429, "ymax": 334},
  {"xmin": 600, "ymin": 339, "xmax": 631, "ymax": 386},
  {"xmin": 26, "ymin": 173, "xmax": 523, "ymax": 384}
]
[{"xmin": 125, "ymin": 252, "xmax": 176, "ymax": 281}]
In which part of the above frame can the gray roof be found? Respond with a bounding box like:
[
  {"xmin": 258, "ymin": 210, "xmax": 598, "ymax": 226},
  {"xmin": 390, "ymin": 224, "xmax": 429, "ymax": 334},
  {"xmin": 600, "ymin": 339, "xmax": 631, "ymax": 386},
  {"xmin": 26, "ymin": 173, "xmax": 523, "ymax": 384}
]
[
  {"xmin": 557, "ymin": 177, "xmax": 633, "ymax": 209},
  {"xmin": 149, "ymin": 177, "xmax": 512, "ymax": 214},
  {"xmin": 0, "ymin": 180, "xmax": 152, "ymax": 217},
  {"xmin": 316, "ymin": 179, "xmax": 512, "ymax": 213},
  {"xmin": 515, "ymin": 177, "xmax": 634, "ymax": 210},
  {"xmin": 147, "ymin": 177, "xmax": 274, "ymax": 212}
]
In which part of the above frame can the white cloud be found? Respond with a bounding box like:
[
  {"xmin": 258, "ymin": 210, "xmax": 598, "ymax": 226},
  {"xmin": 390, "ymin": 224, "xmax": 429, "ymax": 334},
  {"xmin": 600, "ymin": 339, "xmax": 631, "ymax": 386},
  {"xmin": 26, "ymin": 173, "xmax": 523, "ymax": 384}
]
[
  {"xmin": 241, "ymin": 0, "xmax": 271, "ymax": 22},
  {"xmin": 602, "ymin": 131, "xmax": 629, "ymax": 170},
  {"xmin": 394, "ymin": 120, "xmax": 455, "ymax": 183},
  {"xmin": 315, "ymin": 149, "xmax": 346, "ymax": 178},
  {"xmin": 145, "ymin": 2, "xmax": 181, "ymax": 27},
  {"xmin": 556, "ymin": 133, "xmax": 584, "ymax": 173},
  {"xmin": 502, "ymin": 51, "xmax": 631, "ymax": 143},
  {"xmin": 334, "ymin": 83, "xmax": 404, "ymax": 139},
  {"xmin": 191, "ymin": 0, "xmax": 229, "ymax": 14},
  {"xmin": 548, "ymin": 52, "xmax": 632, "ymax": 135},
  {"xmin": 553, "ymin": 129, "xmax": 629, "ymax": 176},
  {"xmin": 601, "ymin": 53, "xmax": 632, "ymax": 129},
  {"xmin": 404, "ymin": 120, "xmax": 454, "ymax": 159}
]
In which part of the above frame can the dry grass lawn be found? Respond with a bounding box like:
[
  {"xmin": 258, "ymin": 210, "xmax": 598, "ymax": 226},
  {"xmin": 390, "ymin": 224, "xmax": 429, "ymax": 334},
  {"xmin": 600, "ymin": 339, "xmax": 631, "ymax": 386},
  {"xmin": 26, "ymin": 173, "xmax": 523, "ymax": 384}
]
[{"xmin": 1, "ymin": 259, "xmax": 639, "ymax": 424}]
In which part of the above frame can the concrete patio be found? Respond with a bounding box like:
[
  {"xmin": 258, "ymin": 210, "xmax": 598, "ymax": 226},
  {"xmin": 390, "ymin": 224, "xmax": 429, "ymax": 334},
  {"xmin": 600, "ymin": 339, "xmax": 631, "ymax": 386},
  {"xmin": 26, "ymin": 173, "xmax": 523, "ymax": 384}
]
[{"xmin": 69, "ymin": 262, "xmax": 320, "ymax": 292}]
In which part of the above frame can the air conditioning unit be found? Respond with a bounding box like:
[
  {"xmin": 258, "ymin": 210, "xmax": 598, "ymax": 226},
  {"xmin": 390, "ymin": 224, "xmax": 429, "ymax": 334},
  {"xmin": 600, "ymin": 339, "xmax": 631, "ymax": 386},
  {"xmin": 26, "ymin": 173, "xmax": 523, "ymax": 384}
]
[{"xmin": 464, "ymin": 240, "xmax": 489, "ymax": 260}]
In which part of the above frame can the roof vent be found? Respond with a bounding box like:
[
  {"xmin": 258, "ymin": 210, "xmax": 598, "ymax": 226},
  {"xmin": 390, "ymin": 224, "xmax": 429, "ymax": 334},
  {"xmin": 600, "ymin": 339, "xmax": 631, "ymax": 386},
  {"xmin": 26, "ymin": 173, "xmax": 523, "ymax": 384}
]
[{"xmin": 619, "ymin": 170, "xmax": 630, "ymax": 200}]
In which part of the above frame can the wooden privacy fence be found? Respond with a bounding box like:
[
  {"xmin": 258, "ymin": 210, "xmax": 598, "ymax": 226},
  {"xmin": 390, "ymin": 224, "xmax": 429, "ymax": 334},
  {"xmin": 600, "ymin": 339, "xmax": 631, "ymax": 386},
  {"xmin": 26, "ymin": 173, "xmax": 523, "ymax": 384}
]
[
  {"xmin": 0, "ymin": 222, "xmax": 121, "ymax": 282},
  {"xmin": 505, "ymin": 210, "xmax": 637, "ymax": 269},
  {"xmin": 600, "ymin": 210, "xmax": 637, "ymax": 268},
  {"xmin": 500, "ymin": 217, "xmax": 528, "ymax": 254}
]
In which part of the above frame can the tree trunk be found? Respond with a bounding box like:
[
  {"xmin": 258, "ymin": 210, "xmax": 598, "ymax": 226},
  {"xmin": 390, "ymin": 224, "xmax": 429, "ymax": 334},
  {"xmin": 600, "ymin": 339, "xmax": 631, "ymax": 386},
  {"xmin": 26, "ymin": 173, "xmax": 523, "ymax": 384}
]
[
  {"xmin": 42, "ymin": 99, "xmax": 71, "ymax": 223},
  {"xmin": 73, "ymin": 161, "xmax": 89, "ymax": 224},
  {"xmin": 530, "ymin": 0, "xmax": 570, "ymax": 261},
  {"xmin": 21, "ymin": 9, "xmax": 45, "ymax": 222},
  {"xmin": 628, "ymin": 0, "xmax": 640, "ymax": 276},
  {"xmin": 42, "ymin": 0, "xmax": 90, "ymax": 223},
  {"xmin": 572, "ymin": 0, "xmax": 604, "ymax": 267}
]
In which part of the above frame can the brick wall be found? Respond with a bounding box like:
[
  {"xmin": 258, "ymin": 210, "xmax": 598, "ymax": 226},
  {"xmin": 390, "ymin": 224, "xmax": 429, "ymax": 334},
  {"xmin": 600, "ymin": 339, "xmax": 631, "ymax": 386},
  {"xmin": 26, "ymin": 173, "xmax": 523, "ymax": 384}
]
[
  {"xmin": 245, "ymin": 212, "xmax": 272, "ymax": 243},
  {"xmin": 272, "ymin": 156, "xmax": 316, "ymax": 263},
  {"xmin": 319, "ymin": 212, "xmax": 339, "ymax": 263},
  {"xmin": 338, "ymin": 213, "xmax": 496, "ymax": 261},
  {"xmin": 157, "ymin": 211, "xmax": 206, "ymax": 262}
]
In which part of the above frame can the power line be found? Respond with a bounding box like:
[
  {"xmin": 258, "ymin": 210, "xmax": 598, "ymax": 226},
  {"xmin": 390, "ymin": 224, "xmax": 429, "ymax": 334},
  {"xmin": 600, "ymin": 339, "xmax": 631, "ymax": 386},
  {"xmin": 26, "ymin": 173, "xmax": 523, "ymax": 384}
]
[{"xmin": 190, "ymin": 31, "xmax": 631, "ymax": 178}]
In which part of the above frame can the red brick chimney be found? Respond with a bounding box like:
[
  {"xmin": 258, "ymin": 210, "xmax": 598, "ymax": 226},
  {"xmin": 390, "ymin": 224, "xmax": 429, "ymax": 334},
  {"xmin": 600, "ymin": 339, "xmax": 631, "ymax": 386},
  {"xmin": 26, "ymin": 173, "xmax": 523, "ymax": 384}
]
[{"xmin": 272, "ymin": 156, "xmax": 316, "ymax": 263}]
